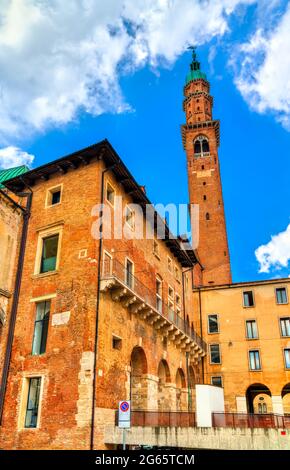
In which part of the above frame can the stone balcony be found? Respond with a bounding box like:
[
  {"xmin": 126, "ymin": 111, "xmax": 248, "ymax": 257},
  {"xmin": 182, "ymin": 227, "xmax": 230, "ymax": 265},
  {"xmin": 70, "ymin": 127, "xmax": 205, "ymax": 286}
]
[{"xmin": 100, "ymin": 258, "xmax": 206, "ymax": 364}]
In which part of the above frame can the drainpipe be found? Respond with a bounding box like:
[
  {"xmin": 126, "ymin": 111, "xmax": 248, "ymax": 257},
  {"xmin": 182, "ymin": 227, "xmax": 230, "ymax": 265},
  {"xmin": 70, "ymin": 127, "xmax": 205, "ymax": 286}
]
[
  {"xmin": 182, "ymin": 266, "xmax": 194, "ymax": 412},
  {"xmin": 0, "ymin": 189, "xmax": 32, "ymax": 423},
  {"xmin": 90, "ymin": 160, "xmax": 119, "ymax": 451}
]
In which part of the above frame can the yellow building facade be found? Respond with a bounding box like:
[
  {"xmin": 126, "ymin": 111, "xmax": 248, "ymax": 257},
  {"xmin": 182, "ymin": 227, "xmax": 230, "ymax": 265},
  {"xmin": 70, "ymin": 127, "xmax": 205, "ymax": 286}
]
[{"xmin": 194, "ymin": 279, "xmax": 290, "ymax": 415}]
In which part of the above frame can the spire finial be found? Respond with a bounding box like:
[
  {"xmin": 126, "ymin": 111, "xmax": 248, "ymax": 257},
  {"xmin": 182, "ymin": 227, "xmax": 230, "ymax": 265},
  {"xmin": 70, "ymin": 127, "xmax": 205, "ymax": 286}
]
[{"xmin": 185, "ymin": 46, "xmax": 207, "ymax": 84}]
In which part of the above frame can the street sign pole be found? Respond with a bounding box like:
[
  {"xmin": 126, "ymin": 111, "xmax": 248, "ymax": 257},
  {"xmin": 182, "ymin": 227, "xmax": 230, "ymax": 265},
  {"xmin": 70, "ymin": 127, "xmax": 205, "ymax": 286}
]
[{"xmin": 122, "ymin": 428, "xmax": 126, "ymax": 450}]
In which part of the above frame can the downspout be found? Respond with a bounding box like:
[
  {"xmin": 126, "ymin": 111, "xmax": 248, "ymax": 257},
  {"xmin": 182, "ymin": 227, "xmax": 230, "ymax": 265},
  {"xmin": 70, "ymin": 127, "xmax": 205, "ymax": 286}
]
[
  {"xmin": 90, "ymin": 160, "xmax": 119, "ymax": 451},
  {"xmin": 182, "ymin": 266, "xmax": 193, "ymax": 412},
  {"xmin": 0, "ymin": 189, "xmax": 32, "ymax": 423}
]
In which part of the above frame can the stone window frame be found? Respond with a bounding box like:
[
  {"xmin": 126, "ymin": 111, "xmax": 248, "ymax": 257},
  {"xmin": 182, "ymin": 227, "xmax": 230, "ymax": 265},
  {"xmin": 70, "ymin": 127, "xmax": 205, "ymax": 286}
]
[
  {"xmin": 245, "ymin": 318, "xmax": 259, "ymax": 340},
  {"xmin": 18, "ymin": 374, "xmax": 45, "ymax": 431},
  {"xmin": 279, "ymin": 316, "xmax": 290, "ymax": 338},
  {"xmin": 242, "ymin": 290, "xmax": 255, "ymax": 308},
  {"xmin": 153, "ymin": 239, "xmax": 160, "ymax": 259},
  {"xmin": 105, "ymin": 180, "xmax": 116, "ymax": 208},
  {"xmin": 125, "ymin": 256, "xmax": 134, "ymax": 289},
  {"xmin": 275, "ymin": 286, "xmax": 288, "ymax": 305},
  {"xmin": 174, "ymin": 264, "xmax": 181, "ymax": 283},
  {"xmin": 34, "ymin": 224, "xmax": 63, "ymax": 276},
  {"xmin": 102, "ymin": 250, "xmax": 112, "ymax": 276},
  {"xmin": 248, "ymin": 349, "xmax": 262, "ymax": 371},
  {"xmin": 124, "ymin": 205, "xmax": 135, "ymax": 231},
  {"xmin": 209, "ymin": 343, "xmax": 221, "ymax": 365},
  {"xmin": 45, "ymin": 183, "xmax": 63, "ymax": 208},
  {"xmin": 211, "ymin": 375, "xmax": 223, "ymax": 388},
  {"xmin": 167, "ymin": 256, "xmax": 173, "ymax": 273},
  {"xmin": 283, "ymin": 348, "xmax": 290, "ymax": 370},
  {"xmin": 207, "ymin": 313, "xmax": 220, "ymax": 335}
]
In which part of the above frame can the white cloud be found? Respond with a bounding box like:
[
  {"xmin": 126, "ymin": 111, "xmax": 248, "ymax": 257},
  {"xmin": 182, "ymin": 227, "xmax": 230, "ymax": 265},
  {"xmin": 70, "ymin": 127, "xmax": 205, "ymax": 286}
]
[
  {"xmin": 0, "ymin": 146, "xmax": 35, "ymax": 169},
  {"xmin": 0, "ymin": 0, "xmax": 256, "ymax": 142},
  {"xmin": 232, "ymin": 1, "xmax": 290, "ymax": 129},
  {"xmin": 255, "ymin": 223, "xmax": 290, "ymax": 273}
]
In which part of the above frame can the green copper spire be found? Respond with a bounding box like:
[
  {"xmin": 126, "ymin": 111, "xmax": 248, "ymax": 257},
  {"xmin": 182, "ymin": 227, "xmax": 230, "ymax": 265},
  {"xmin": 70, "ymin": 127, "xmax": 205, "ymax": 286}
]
[{"xmin": 185, "ymin": 47, "xmax": 207, "ymax": 84}]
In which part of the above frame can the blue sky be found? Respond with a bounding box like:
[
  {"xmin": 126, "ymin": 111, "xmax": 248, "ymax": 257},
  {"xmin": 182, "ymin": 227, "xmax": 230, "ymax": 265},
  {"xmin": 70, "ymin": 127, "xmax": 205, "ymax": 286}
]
[{"xmin": 0, "ymin": 1, "xmax": 290, "ymax": 282}]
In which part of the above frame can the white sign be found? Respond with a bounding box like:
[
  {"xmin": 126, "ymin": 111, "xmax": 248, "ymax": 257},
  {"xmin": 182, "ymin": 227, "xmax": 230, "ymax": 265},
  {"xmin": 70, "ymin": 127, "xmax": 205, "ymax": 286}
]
[{"xmin": 118, "ymin": 400, "xmax": 131, "ymax": 428}]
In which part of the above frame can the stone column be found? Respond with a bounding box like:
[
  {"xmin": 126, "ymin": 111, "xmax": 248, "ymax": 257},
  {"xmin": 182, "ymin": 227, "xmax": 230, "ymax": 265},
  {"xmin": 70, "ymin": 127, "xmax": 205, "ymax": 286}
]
[
  {"xmin": 236, "ymin": 396, "xmax": 247, "ymax": 413},
  {"xmin": 272, "ymin": 396, "xmax": 284, "ymax": 415},
  {"xmin": 145, "ymin": 374, "xmax": 159, "ymax": 411}
]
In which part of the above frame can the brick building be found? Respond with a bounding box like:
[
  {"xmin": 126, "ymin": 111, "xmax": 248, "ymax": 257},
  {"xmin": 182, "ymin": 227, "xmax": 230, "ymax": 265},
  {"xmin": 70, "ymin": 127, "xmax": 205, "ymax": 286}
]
[{"xmin": 0, "ymin": 50, "xmax": 289, "ymax": 450}]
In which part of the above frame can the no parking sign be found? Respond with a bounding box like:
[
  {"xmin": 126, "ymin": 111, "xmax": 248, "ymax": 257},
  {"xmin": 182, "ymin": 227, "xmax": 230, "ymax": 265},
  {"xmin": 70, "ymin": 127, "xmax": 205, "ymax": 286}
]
[{"xmin": 118, "ymin": 400, "xmax": 131, "ymax": 428}]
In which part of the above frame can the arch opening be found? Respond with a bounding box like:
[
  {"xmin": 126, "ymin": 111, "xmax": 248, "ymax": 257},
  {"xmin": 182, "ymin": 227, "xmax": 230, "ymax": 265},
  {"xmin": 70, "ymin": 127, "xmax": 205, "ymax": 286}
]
[
  {"xmin": 246, "ymin": 383, "xmax": 272, "ymax": 414},
  {"xmin": 130, "ymin": 346, "xmax": 148, "ymax": 410}
]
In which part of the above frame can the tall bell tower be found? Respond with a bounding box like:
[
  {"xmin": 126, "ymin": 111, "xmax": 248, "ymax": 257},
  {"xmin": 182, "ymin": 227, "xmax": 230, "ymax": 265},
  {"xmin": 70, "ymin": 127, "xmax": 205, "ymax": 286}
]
[{"xmin": 182, "ymin": 48, "xmax": 231, "ymax": 286}]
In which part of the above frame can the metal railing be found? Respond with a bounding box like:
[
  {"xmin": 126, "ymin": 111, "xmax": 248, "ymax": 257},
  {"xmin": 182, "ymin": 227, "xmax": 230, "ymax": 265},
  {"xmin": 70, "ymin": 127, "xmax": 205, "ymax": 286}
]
[
  {"xmin": 212, "ymin": 412, "xmax": 290, "ymax": 429},
  {"xmin": 102, "ymin": 257, "xmax": 206, "ymax": 351},
  {"xmin": 115, "ymin": 410, "xmax": 196, "ymax": 428}
]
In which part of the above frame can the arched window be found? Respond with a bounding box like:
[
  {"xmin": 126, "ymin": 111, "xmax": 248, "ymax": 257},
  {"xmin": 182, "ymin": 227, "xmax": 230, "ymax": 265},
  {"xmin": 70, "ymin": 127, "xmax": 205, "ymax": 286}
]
[{"xmin": 193, "ymin": 135, "xmax": 210, "ymax": 157}]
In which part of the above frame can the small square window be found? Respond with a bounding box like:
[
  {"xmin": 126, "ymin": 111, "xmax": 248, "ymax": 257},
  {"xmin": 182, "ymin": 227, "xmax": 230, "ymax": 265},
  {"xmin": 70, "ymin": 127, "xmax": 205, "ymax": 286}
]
[
  {"xmin": 211, "ymin": 376, "xmax": 223, "ymax": 388},
  {"xmin": 243, "ymin": 291, "xmax": 254, "ymax": 307},
  {"xmin": 106, "ymin": 183, "xmax": 115, "ymax": 206},
  {"xmin": 112, "ymin": 336, "xmax": 122, "ymax": 350},
  {"xmin": 46, "ymin": 186, "xmax": 62, "ymax": 207},
  {"xmin": 276, "ymin": 288, "xmax": 288, "ymax": 305},
  {"xmin": 208, "ymin": 314, "xmax": 219, "ymax": 334},
  {"xmin": 167, "ymin": 257, "xmax": 173, "ymax": 273}
]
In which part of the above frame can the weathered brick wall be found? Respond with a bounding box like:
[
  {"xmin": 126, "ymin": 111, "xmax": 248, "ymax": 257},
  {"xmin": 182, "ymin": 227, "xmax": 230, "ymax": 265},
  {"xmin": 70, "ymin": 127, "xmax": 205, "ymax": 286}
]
[
  {"xmin": 0, "ymin": 160, "xmax": 202, "ymax": 450},
  {"xmin": 0, "ymin": 192, "xmax": 23, "ymax": 376}
]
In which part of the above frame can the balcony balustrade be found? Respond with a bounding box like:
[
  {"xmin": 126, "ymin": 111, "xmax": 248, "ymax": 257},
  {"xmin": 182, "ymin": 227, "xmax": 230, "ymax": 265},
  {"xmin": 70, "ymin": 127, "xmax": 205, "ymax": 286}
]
[{"xmin": 100, "ymin": 258, "xmax": 206, "ymax": 362}]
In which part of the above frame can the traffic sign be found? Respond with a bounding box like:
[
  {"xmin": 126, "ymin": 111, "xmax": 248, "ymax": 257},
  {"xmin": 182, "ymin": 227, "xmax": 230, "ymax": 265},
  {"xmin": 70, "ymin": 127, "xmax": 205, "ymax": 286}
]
[{"xmin": 118, "ymin": 400, "xmax": 131, "ymax": 429}]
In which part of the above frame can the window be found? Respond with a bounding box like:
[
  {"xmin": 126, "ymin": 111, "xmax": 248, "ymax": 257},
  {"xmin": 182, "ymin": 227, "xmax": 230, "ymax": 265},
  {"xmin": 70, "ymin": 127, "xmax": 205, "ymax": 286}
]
[
  {"xmin": 211, "ymin": 376, "xmax": 223, "ymax": 387},
  {"xmin": 194, "ymin": 135, "xmax": 210, "ymax": 157},
  {"xmin": 276, "ymin": 287, "xmax": 288, "ymax": 305},
  {"xmin": 125, "ymin": 206, "xmax": 134, "ymax": 229},
  {"xmin": 46, "ymin": 185, "xmax": 62, "ymax": 207},
  {"xmin": 106, "ymin": 182, "xmax": 115, "ymax": 206},
  {"xmin": 246, "ymin": 320, "xmax": 258, "ymax": 339},
  {"xmin": 176, "ymin": 294, "xmax": 181, "ymax": 317},
  {"xmin": 167, "ymin": 257, "xmax": 173, "ymax": 273},
  {"xmin": 209, "ymin": 344, "xmax": 221, "ymax": 364},
  {"xmin": 32, "ymin": 301, "xmax": 50, "ymax": 355},
  {"xmin": 258, "ymin": 402, "xmax": 267, "ymax": 414},
  {"xmin": 153, "ymin": 239, "xmax": 160, "ymax": 258},
  {"xmin": 25, "ymin": 378, "xmax": 41, "ymax": 428},
  {"xmin": 40, "ymin": 235, "xmax": 59, "ymax": 274},
  {"xmin": 103, "ymin": 251, "xmax": 112, "ymax": 276},
  {"xmin": 112, "ymin": 335, "xmax": 122, "ymax": 350},
  {"xmin": 203, "ymin": 195, "xmax": 207, "ymax": 201},
  {"xmin": 206, "ymin": 213, "xmax": 210, "ymax": 221},
  {"xmin": 125, "ymin": 259, "xmax": 134, "ymax": 289},
  {"xmin": 174, "ymin": 265, "xmax": 181, "ymax": 282},
  {"xmin": 156, "ymin": 277, "xmax": 162, "ymax": 313},
  {"xmin": 243, "ymin": 291, "xmax": 254, "ymax": 307},
  {"xmin": 249, "ymin": 350, "xmax": 261, "ymax": 370},
  {"xmin": 208, "ymin": 314, "xmax": 219, "ymax": 334},
  {"xmin": 280, "ymin": 317, "xmax": 290, "ymax": 337},
  {"xmin": 168, "ymin": 286, "xmax": 174, "ymax": 299},
  {"xmin": 284, "ymin": 349, "xmax": 290, "ymax": 369}
]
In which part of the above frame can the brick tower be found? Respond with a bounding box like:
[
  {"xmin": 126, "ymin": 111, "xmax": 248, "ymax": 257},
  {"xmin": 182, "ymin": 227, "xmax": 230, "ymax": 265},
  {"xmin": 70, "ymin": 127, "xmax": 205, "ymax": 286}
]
[{"xmin": 182, "ymin": 48, "xmax": 232, "ymax": 286}]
